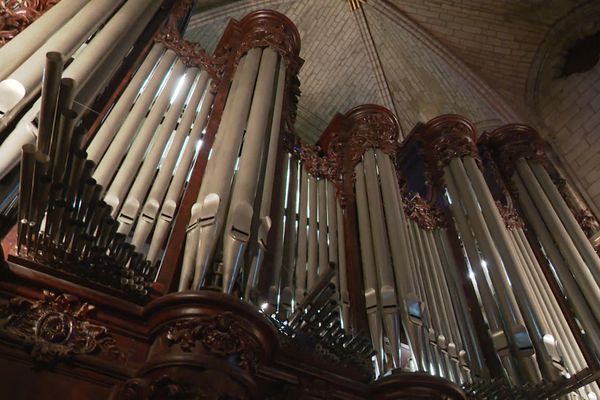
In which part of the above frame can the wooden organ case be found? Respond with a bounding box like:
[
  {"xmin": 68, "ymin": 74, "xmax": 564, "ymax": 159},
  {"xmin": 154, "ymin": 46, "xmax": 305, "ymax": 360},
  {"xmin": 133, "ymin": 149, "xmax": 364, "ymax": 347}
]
[{"xmin": 0, "ymin": 1, "xmax": 598, "ymax": 399}]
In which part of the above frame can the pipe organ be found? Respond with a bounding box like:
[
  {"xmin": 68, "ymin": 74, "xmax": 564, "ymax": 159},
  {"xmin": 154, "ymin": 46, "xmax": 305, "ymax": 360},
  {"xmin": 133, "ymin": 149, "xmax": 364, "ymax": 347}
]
[{"xmin": 0, "ymin": 1, "xmax": 599, "ymax": 399}]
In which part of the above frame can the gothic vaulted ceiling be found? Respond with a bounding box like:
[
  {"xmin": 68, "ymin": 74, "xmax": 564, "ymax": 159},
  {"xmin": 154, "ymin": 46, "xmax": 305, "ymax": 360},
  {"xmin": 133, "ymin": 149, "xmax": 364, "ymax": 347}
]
[{"xmin": 185, "ymin": 0, "xmax": 593, "ymax": 143}]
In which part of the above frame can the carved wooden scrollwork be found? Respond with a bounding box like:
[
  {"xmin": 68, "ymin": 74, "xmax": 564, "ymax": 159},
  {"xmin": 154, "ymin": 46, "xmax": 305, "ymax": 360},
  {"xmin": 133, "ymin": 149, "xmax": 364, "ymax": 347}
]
[
  {"xmin": 237, "ymin": 10, "xmax": 302, "ymax": 75},
  {"xmin": 0, "ymin": 290, "xmax": 124, "ymax": 365},
  {"xmin": 0, "ymin": 0, "xmax": 59, "ymax": 46},
  {"xmin": 496, "ymin": 202, "xmax": 525, "ymax": 230},
  {"xmin": 165, "ymin": 312, "xmax": 259, "ymax": 373},
  {"xmin": 482, "ymin": 124, "xmax": 600, "ymax": 237},
  {"xmin": 398, "ymin": 183, "xmax": 446, "ymax": 231},
  {"xmin": 296, "ymin": 105, "xmax": 400, "ymax": 207},
  {"xmin": 479, "ymin": 124, "xmax": 545, "ymax": 177},
  {"xmin": 154, "ymin": 0, "xmax": 221, "ymax": 82},
  {"xmin": 344, "ymin": 105, "xmax": 400, "ymax": 168},
  {"xmin": 420, "ymin": 115, "xmax": 479, "ymax": 186}
]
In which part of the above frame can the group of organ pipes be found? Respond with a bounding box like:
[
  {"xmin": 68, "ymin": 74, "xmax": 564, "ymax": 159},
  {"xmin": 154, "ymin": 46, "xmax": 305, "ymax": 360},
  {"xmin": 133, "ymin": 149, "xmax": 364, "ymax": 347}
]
[{"xmin": 0, "ymin": 0, "xmax": 600, "ymax": 398}]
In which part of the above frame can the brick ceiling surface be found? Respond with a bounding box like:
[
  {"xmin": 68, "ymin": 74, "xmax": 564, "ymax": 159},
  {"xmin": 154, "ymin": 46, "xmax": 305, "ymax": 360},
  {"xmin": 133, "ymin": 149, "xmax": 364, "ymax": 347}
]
[{"xmin": 185, "ymin": 0, "xmax": 590, "ymax": 142}]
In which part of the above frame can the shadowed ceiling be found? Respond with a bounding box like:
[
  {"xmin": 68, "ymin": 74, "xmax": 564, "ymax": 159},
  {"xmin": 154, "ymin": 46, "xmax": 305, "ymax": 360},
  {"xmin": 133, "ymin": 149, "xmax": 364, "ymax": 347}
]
[{"xmin": 185, "ymin": 0, "xmax": 593, "ymax": 143}]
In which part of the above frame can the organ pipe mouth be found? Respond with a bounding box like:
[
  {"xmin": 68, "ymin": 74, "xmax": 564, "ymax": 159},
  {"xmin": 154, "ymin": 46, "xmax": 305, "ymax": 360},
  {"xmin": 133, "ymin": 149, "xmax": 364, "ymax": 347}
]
[{"xmin": 0, "ymin": 79, "xmax": 26, "ymax": 115}]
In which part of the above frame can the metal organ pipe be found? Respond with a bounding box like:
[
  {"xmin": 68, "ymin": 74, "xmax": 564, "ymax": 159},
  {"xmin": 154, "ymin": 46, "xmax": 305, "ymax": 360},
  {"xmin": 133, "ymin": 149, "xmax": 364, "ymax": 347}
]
[
  {"xmin": 434, "ymin": 229, "xmax": 486, "ymax": 377},
  {"xmin": 307, "ymin": 175, "xmax": 319, "ymax": 290},
  {"xmin": 515, "ymin": 160, "xmax": 600, "ymax": 319},
  {"xmin": 511, "ymin": 169, "xmax": 600, "ymax": 355},
  {"xmin": 104, "ymin": 60, "xmax": 187, "ymax": 217},
  {"xmin": 135, "ymin": 72, "xmax": 213, "ymax": 256},
  {"xmin": 376, "ymin": 149, "xmax": 424, "ymax": 371},
  {"xmin": 280, "ymin": 156, "xmax": 299, "ymax": 315},
  {"xmin": 87, "ymin": 43, "xmax": 166, "ymax": 164},
  {"xmin": 0, "ymin": 0, "xmax": 125, "ymax": 115},
  {"xmin": 363, "ymin": 149, "xmax": 402, "ymax": 369},
  {"xmin": 336, "ymin": 200, "xmax": 350, "ymax": 331},
  {"xmin": 0, "ymin": 0, "xmax": 90, "ymax": 82},
  {"xmin": 318, "ymin": 178, "xmax": 329, "ymax": 280},
  {"xmin": 354, "ymin": 160, "xmax": 384, "ymax": 373},
  {"xmin": 222, "ymin": 48, "xmax": 279, "ymax": 294},
  {"xmin": 72, "ymin": 0, "xmax": 160, "ymax": 116},
  {"xmin": 93, "ymin": 49, "xmax": 177, "ymax": 188},
  {"xmin": 190, "ymin": 48, "xmax": 262, "ymax": 290},
  {"xmin": 178, "ymin": 55, "xmax": 247, "ymax": 291},
  {"xmin": 0, "ymin": 0, "xmax": 141, "ymax": 178},
  {"xmin": 116, "ymin": 68, "xmax": 198, "ymax": 235},
  {"xmin": 295, "ymin": 166, "xmax": 309, "ymax": 302},
  {"xmin": 462, "ymin": 156, "xmax": 562, "ymax": 383},
  {"xmin": 528, "ymin": 161, "xmax": 600, "ymax": 287},
  {"xmin": 443, "ymin": 165, "xmax": 527, "ymax": 382},
  {"xmin": 254, "ymin": 60, "xmax": 286, "ymax": 302},
  {"xmin": 63, "ymin": 0, "xmax": 159, "ymax": 96}
]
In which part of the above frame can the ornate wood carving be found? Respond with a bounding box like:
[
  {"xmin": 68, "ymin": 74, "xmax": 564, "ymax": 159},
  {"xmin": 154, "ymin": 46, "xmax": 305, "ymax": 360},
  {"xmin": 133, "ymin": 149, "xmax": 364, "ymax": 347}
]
[
  {"xmin": 344, "ymin": 105, "xmax": 400, "ymax": 168},
  {"xmin": 0, "ymin": 290, "xmax": 124, "ymax": 365},
  {"xmin": 296, "ymin": 105, "xmax": 400, "ymax": 207},
  {"xmin": 420, "ymin": 115, "xmax": 479, "ymax": 186},
  {"xmin": 398, "ymin": 182, "xmax": 446, "ymax": 230},
  {"xmin": 479, "ymin": 124, "xmax": 545, "ymax": 177},
  {"xmin": 482, "ymin": 124, "xmax": 600, "ymax": 237},
  {"xmin": 496, "ymin": 202, "xmax": 525, "ymax": 230},
  {"xmin": 154, "ymin": 0, "xmax": 221, "ymax": 82},
  {"xmin": 0, "ymin": 0, "xmax": 59, "ymax": 46},
  {"xmin": 165, "ymin": 312, "xmax": 259, "ymax": 373},
  {"xmin": 237, "ymin": 10, "xmax": 302, "ymax": 76}
]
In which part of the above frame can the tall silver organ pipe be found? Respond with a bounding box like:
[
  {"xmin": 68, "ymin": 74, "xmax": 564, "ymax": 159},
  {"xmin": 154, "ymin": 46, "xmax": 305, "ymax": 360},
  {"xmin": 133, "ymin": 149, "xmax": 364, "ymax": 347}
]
[
  {"xmin": 221, "ymin": 48, "xmax": 279, "ymax": 294},
  {"xmin": 0, "ymin": 0, "xmax": 90, "ymax": 82},
  {"xmin": 0, "ymin": 0, "xmax": 166, "ymax": 179},
  {"xmin": 178, "ymin": 48, "xmax": 261, "ymax": 291},
  {"xmin": 415, "ymin": 116, "xmax": 600, "ymax": 398},
  {"xmin": 295, "ymin": 166, "xmax": 309, "ymax": 302},
  {"xmin": 175, "ymin": 10, "xmax": 303, "ymax": 295},
  {"xmin": 479, "ymin": 125, "xmax": 600, "ymax": 399}
]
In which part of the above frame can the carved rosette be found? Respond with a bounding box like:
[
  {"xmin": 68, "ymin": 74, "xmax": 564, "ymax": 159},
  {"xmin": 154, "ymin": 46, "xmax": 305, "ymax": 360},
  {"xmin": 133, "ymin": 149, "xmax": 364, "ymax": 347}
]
[
  {"xmin": 0, "ymin": 291, "xmax": 124, "ymax": 365},
  {"xmin": 420, "ymin": 115, "xmax": 479, "ymax": 186},
  {"xmin": 0, "ymin": 0, "xmax": 59, "ymax": 46}
]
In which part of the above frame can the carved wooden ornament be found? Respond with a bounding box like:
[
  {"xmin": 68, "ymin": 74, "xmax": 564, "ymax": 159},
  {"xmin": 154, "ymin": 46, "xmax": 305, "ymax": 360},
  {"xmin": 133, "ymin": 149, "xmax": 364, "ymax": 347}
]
[
  {"xmin": 0, "ymin": 290, "xmax": 124, "ymax": 365},
  {"xmin": 165, "ymin": 312, "xmax": 259, "ymax": 373}
]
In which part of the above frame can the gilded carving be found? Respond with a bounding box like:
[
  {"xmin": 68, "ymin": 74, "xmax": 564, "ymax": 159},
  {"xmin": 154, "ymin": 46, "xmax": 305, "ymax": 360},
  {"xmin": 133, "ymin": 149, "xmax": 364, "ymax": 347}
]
[
  {"xmin": 154, "ymin": 0, "xmax": 220, "ymax": 81},
  {"xmin": 421, "ymin": 118, "xmax": 479, "ymax": 185},
  {"xmin": 237, "ymin": 11, "xmax": 302, "ymax": 77},
  {"xmin": 482, "ymin": 124, "xmax": 600, "ymax": 238},
  {"xmin": 398, "ymin": 183, "xmax": 446, "ymax": 231},
  {"xmin": 0, "ymin": 0, "xmax": 59, "ymax": 46},
  {"xmin": 0, "ymin": 291, "xmax": 124, "ymax": 365},
  {"xmin": 345, "ymin": 109, "xmax": 400, "ymax": 168},
  {"xmin": 495, "ymin": 202, "xmax": 525, "ymax": 231},
  {"xmin": 479, "ymin": 124, "xmax": 545, "ymax": 178},
  {"xmin": 165, "ymin": 312, "xmax": 259, "ymax": 373}
]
